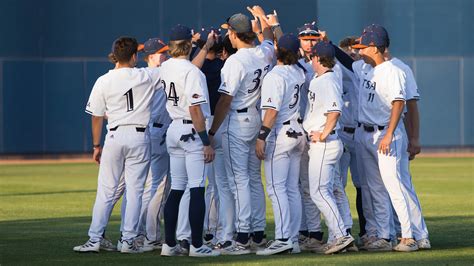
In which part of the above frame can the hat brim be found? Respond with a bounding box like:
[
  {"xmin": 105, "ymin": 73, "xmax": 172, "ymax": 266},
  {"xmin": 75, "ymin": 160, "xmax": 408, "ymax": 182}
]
[
  {"xmin": 351, "ymin": 43, "xmax": 368, "ymax": 49},
  {"xmin": 144, "ymin": 46, "xmax": 169, "ymax": 56},
  {"xmin": 299, "ymin": 36, "xmax": 321, "ymax": 40},
  {"xmin": 138, "ymin": 44, "xmax": 145, "ymax": 52},
  {"xmin": 221, "ymin": 23, "xmax": 230, "ymax": 30}
]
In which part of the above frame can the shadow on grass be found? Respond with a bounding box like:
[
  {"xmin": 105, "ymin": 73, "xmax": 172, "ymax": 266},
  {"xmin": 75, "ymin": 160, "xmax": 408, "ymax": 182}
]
[
  {"xmin": 0, "ymin": 215, "xmax": 473, "ymax": 265},
  {"xmin": 0, "ymin": 190, "xmax": 96, "ymax": 197}
]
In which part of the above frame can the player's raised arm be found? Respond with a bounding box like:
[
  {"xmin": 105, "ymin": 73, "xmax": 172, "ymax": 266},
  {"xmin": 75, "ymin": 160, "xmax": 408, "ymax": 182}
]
[
  {"xmin": 247, "ymin": 6, "xmax": 274, "ymax": 42},
  {"xmin": 191, "ymin": 30, "xmax": 217, "ymax": 69}
]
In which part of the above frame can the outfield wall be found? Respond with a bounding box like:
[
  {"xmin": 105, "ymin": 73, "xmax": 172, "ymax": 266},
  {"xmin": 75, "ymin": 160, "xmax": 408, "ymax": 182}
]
[{"xmin": 0, "ymin": 0, "xmax": 472, "ymax": 153}]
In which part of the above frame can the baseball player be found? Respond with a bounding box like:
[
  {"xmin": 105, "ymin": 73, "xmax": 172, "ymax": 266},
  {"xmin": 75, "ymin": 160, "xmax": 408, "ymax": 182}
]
[
  {"xmin": 207, "ymin": 7, "xmax": 274, "ymax": 254},
  {"xmin": 295, "ymin": 22, "xmax": 325, "ymax": 250},
  {"xmin": 159, "ymin": 24, "xmax": 219, "ymax": 257},
  {"xmin": 302, "ymin": 41, "xmax": 355, "ymax": 255},
  {"xmin": 255, "ymin": 33, "xmax": 306, "ymax": 255},
  {"xmin": 365, "ymin": 24, "xmax": 430, "ymax": 249},
  {"xmin": 74, "ymin": 36, "xmax": 160, "ymax": 253},
  {"xmin": 349, "ymin": 27, "xmax": 418, "ymax": 252}
]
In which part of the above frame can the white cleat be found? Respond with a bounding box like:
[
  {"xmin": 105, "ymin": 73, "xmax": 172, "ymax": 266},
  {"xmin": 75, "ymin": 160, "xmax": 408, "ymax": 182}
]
[
  {"xmin": 73, "ymin": 240, "xmax": 100, "ymax": 253},
  {"xmin": 219, "ymin": 240, "xmax": 252, "ymax": 255},
  {"xmin": 161, "ymin": 243, "xmax": 186, "ymax": 256},
  {"xmin": 99, "ymin": 237, "xmax": 116, "ymax": 251},
  {"xmin": 393, "ymin": 238, "xmax": 419, "ymax": 252},
  {"xmin": 117, "ymin": 239, "xmax": 123, "ymax": 251},
  {"xmin": 189, "ymin": 244, "xmax": 220, "ymax": 257},
  {"xmin": 416, "ymin": 238, "xmax": 431, "ymax": 250},
  {"xmin": 142, "ymin": 239, "xmax": 162, "ymax": 252},
  {"xmin": 366, "ymin": 238, "xmax": 393, "ymax": 252},
  {"xmin": 120, "ymin": 240, "xmax": 144, "ymax": 254},
  {"xmin": 325, "ymin": 235, "xmax": 355, "ymax": 254},
  {"xmin": 256, "ymin": 239, "xmax": 293, "ymax": 256},
  {"xmin": 290, "ymin": 241, "xmax": 301, "ymax": 254}
]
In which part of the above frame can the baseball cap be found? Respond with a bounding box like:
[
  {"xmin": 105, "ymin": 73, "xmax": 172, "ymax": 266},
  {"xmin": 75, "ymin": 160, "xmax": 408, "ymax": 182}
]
[
  {"xmin": 352, "ymin": 30, "xmax": 388, "ymax": 49},
  {"xmin": 297, "ymin": 22, "xmax": 321, "ymax": 40},
  {"xmin": 277, "ymin": 34, "xmax": 300, "ymax": 53},
  {"xmin": 221, "ymin": 13, "xmax": 252, "ymax": 33},
  {"xmin": 199, "ymin": 27, "xmax": 222, "ymax": 42},
  {"xmin": 169, "ymin": 24, "xmax": 193, "ymax": 41},
  {"xmin": 142, "ymin": 38, "xmax": 169, "ymax": 55},
  {"xmin": 310, "ymin": 41, "xmax": 335, "ymax": 58},
  {"xmin": 362, "ymin": 24, "xmax": 390, "ymax": 47}
]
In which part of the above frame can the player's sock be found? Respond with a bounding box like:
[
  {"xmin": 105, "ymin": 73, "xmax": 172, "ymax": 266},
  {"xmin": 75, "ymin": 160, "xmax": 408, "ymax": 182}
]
[
  {"xmin": 253, "ymin": 231, "xmax": 264, "ymax": 243},
  {"xmin": 204, "ymin": 234, "xmax": 214, "ymax": 241},
  {"xmin": 278, "ymin": 238, "xmax": 289, "ymax": 242},
  {"xmin": 355, "ymin": 187, "xmax": 367, "ymax": 236},
  {"xmin": 164, "ymin": 189, "xmax": 185, "ymax": 247},
  {"xmin": 189, "ymin": 187, "xmax": 205, "ymax": 248},
  {"xmin": 346, "ymin": 228, "xmax": 352, "ymax": 235},
  {"xmin": 236, "ymin": 232, "xmax": 249, "ymax": 244},
  {"xmin": 309, "ymin": 231, "xmax": 324, "ymax": 241},
  {"xmin": 299, "ymin": 230, "xmax": 309, "ymax": 237}
]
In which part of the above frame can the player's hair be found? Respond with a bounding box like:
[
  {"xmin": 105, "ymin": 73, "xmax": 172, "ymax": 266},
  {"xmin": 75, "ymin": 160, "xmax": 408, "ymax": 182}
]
[
  {"xmin": 276, "ymin": 47, "xmax": 299, "ymax": 65},
  {"xmin": 143, "ymin": 54, "xmax": 150, "ymax": 63},
  {"xmin": 339, "ymin": 36, "xmax": 358, "ymax": 49},
  {"xmin": 236, "ymin": 31, "xmax": 257, "ymax": 44},
  {"xmin": 222, "ymin": 35, "xmax": 237, "ymax": 55},
  {"xmin": 376, "ymin": 46, "xmax": 386, "ymax": 54},
  {"xmin": 108, "ymin": 52, "xmax": 117, "ymax": 64},
  {"xmin": 168, "ymin": 40, "xmax": 192, "ymax": 58},
  {"xmin": 318, "ymin": 56, "xmax": 336, "ymax": 68},
  {"xmin": 112, "ymin": 37, "xmax": 138, "ymax": 63}
]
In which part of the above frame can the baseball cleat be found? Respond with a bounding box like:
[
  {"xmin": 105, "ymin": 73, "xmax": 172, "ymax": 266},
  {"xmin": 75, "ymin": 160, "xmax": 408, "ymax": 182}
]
[
  {"xmin": 256, "ymin": 239, "xmax": 293, "ymax": 256},
  {"xmin": 189, "ymin": 244, "xmax": 221, "ymax": 257},
  {"xmin": 302, "ymin": 237, "xmax": 324, "ymax": 251},
  {"xmin": 250, "ymin": 238, "xmax": 267, "ymax": 252},
  {"xmin": 393, "ymin": 238, "xmax": 419, "ymax": 252},
  {"xmin": 324, "ymin": 235, "xmax": 354, "ymax": 254},
  {"xmin": 161, "ymin": 243, "xmax": 185, "ymax": 257},
  {"xmin": 416, "ymin": 238, "xmax": 431, "ymax": 250},
  {"xmin": 346, "ymin": 242, "xmax": 359, "ymax": 252},
  {"xmin": 213, "ymin": 241, "xmax": 233, "ymax": 250},
  {"xmin": 120, "ymin": 240, "xmax": 144, "ymax": 254},
  {"xmin": 311, "ymin": 243, "xmax": 331, "ymax": 254},
  {"xmin": 116, "ymin": 239, "xmax": 123, "ymax": 252},
  {"xmin": 142, "ymin": 239, "xmax": 162, "ymax": 252},
  {"xmin": 290, "ymin": 240, "xmax": 301, "ymax": 254},
  {"xmin": 73, "ymin": 240, "xmax": 100, "ymax": 253},
  {"xmin": 178, "ymin": 239, "xmax": 190, "ymax": 255},
  {"xmin": 219, "ymin": 240, "xmax": 252, "ymax": 255},
  {"xmin": 366, "ymin": 238, "xmax": 393, "ymax": 252},
  {"xmin": 99, "ymin": 237, "xmax": 116, "ymax": 251}
]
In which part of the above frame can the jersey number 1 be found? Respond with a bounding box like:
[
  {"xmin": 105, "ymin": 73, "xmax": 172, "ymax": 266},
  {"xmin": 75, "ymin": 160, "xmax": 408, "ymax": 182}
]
[
  {"xmin": 124, "ymin": 88, "xmax": 134, "ymax": 112},
  {"xmin": 367, "ymin": 92, "xmax": 375, "ymax": 102}
]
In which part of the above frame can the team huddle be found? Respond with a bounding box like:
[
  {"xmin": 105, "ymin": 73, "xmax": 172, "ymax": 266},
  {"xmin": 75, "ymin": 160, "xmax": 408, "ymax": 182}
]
[{"xmin": 74, "ymin": 5, "xmax": 430, "ymax": 257}]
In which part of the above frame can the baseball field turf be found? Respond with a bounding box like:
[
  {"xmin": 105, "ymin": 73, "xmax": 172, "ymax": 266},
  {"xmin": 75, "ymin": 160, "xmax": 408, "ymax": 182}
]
[{"xmin": 0, "ymin": 157, "xmax": 473, "ymax": 265}]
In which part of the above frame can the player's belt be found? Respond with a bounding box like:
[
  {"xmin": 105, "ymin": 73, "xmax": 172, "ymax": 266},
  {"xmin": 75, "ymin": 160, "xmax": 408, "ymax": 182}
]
[
  {"xmin": 329, "ymin": 130, "xmax": 336, "ymax": 135},
  {"xmin": 283, "ymin": 119, "xmax": 301, "ymax": 125},
  {"xmin": 109, "ymin": 126, "xmax": 146, "ymax": 132},
  {"xmin": 153, "ymin": 123, "xmax": 164, "ymax": 128},
  {"xmin": 182, "ymin": 119, "xmax": 193, "ymax": 124},
  {"xmin": 358, "ymin": 123, "xmax": 385, "ymax": 132},
  {"xmin": 343, "ymin": 127, "xmax": 356, "ymax": 134},
  {"xmin": 236, "ymin": 108, "xmax": 248, "ymax": 113}
]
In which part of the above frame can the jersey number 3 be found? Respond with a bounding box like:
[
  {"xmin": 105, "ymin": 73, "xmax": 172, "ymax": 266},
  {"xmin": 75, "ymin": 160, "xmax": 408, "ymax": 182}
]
[
  {"xmin": 162, "ymin": 80, "xmax": 179, "ymax": 106},
  {"xmin": 124, "ymin": 88, "xmax": 134, "ymax": 112},
  {"xmin": 249, "ymin": 65, "xmax": 270, "ymax": 93}
]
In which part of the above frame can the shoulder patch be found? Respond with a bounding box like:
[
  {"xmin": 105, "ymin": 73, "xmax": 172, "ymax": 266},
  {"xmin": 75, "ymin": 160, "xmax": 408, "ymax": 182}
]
[{"xmin": 192, "ymin": 94, "xmax": 201, "ymax": 99}]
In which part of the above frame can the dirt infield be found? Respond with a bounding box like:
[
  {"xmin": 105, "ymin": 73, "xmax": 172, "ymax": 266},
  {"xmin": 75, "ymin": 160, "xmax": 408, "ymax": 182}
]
[{"xmin": 0, "ymin": 150, "xmax": 473, "ymax": 165}]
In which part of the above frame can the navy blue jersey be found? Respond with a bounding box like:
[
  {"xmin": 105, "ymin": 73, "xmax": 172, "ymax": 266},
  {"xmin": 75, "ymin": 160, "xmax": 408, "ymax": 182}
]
[{"xmin": 201, "ymin": 58, "xmax": 225, "ymax": 115}]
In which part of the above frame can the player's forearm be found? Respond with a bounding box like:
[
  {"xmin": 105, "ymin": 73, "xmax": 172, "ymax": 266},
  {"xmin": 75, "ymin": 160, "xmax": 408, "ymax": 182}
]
[
  {"xmin": 272, "ymin": 25, "xmax": 283, "ymax": 41},
  {"xmin": 332, "ymin": 43, "xmax": 354, "ymax": 72},
  {"xmin": 191, "ymin": 47, "xmax": 208, "ymax": 69},
  {"xmin": 91, "ymin": 116, "xmax": 104, "ymax": 146},
  {"xmin": 189, "ymin": 105, "xmax": 207, "ymax": 132},
  {"xmin": 209, "ymin": 94, "xmax": 232, "ymax": 134},
  {"xmin": 262, "ymin": 109, "xmax": 278, "ymax": 129},
  {"xmin": 386, "ymin": 100, "xmax": 405, "ymax": 136},
  {"xmin": 406, "ymin": 100, "xmax": 420, "ymax": 141},
  {"xmin": 258, "ymin": 15, "xmax": 274, "ymax": 42},
  {"xmin": 321, "ymin": 112, "xmax": 340, "ymax": 140}
]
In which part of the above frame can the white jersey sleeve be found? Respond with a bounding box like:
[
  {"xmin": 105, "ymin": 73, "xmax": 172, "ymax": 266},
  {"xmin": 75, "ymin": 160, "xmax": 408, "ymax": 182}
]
[
  {"xmin": 85, "ymin": 77, "xmax": 106, "ymax": 116},
  {"xmin": 185, "ymin": 68, "xmax": 208, "ymax": 106},
  {"xmin": 403, "ymin": 66, "xmax": 420, "ymax": 101},
  {"xmin": 323, "ymin": 77, "xmax": 343, "ymax": 114},
  {"xmin": 146, "ymin": 67, "xmax": 163, "ymax": 91},
  {"xmin": 218, "ymin": 56, "xmax": 245, "ymax": 97},
  {"xmin": 387, "ymin": 67, "xmax": 407, "ymax": 103},
  {"xmin": 256, "ymin": 40, "xmax": 275, "ymax": 64},
  {"xmin": 260, "ymin": 72, "xmax": 284, "ymax": 111}
]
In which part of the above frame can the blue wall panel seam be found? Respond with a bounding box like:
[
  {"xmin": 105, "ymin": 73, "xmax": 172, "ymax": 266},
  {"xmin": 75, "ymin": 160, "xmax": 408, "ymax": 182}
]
[
  {"xmin": 460, "ymin": 58, "xmax": 465, "ymax": 145},
  {"xmin": 0, "ymin": 60, "xmax": 3, "ymax": 153}
]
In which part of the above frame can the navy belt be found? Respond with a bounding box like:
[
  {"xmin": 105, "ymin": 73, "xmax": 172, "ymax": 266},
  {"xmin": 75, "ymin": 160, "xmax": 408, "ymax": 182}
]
[
  {"xmin": 343, "ymin": 127, "xmax": 356, "ymax": 134},
  {"xmin": 153, "ymin": 123, "xmax": 164, "ymax": 128},
  {"xmin": 109, "ymin": 126, "xmax": 146, "ymax": 132},
  {"xmin": 358, "ymin": 123, "xmax": 385, "ymax": 132}
]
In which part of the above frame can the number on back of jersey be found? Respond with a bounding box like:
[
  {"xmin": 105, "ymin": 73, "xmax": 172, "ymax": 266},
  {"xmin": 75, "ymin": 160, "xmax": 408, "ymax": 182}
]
[
  {"xmin": 162, "ymin": 80, "xmax": 179, "ymax": 106},
  {"xmin": 249, "ymin": 65, "xmax": 271, "ymax": 94},
  {"xmin": 289, "ymin": 83, "xmax": 304, "ymax": 109},
  {"xmin": 124, "ymin": 88, "xmax": 134, "ymax": 112}
]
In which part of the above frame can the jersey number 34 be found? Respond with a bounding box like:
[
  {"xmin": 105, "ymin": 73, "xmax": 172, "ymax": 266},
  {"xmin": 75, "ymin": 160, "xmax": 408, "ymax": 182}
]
[{"xmin": 162, "ymin": 80, "xmax": 179, "ymax": 106}]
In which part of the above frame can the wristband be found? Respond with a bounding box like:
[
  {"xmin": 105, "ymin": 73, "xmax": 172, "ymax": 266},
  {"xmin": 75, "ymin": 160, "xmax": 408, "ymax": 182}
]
[
  {"xmin": 93, "ymin": 144, "xmax": 101, "ymax": 148},
  {"xmin": 257, "ymin": 126, "xmax": 271, "ymax": 141},
  {"xmin": 208, "ymin": 129, "xmax": 216, "ymax": 136},
  {"xmin": 198, "ymin": 130, "xmax": 211, "ymax": 146}
]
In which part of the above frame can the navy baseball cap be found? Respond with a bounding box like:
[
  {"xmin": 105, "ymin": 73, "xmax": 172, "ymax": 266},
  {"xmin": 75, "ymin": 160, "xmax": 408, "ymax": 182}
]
[
  {"xmin": 221, "ymin": 13, "xmax": 252, "ymax": 33},
  {"xmin": 142, "ymin": 38, "xmax": 169, "ymax": 55},
  {"xmin": 297, "ymin": 22, "xmax": 320, "ymax": 40},
  {"xmin": 169, "ymin": 24, "xmax": 193, "ymax": 41},
  {"xmin": 362, "ymin": 24, "xmax": 390, "ymax": 47},
  {"xmin": 310, "ymin": 41, "xmax": 335, "ymax": 58},
  {"xmin": 278, "ymin": 34, "xmax": 300, "ymax": 53},
  {"xmin": 352, "ymin": 30, "xmax": 388, "ymax": 49}
]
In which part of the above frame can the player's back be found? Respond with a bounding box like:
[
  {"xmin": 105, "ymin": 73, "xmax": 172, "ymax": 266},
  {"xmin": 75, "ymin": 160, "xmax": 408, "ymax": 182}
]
[
  {"xmin": 87, "ymin": 67, "xmax": 159, "ymax": 129},
  {"xmin": 219, "ymin": 40, "xmax": 275, "ymax": 111},
  {"xmin": 160, "ymin": 58, "xmax": 210, "ymax": 120}
]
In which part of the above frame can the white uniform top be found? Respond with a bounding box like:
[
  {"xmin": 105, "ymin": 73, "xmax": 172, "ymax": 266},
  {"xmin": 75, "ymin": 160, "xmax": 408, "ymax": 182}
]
[
  {"xmin": 85, "ymin": 67, "xmax": 161, "ymax": 130},
  {"xmin": 144, "ymin": 67, "xmax": 172, "ymax": 126},
  {"xmin": 303, "ymin": 71, "xmax": 343, "ymax": 133},
  {"xmin": 391, "ymin": 57, "xmax": 420, "ymax": 101},
  {"xmin": 298, "ymin": 58, "xmax": 314, "ymax": 119},
  {"xmin": 260, "ymin": 64, "xmax": 306, "ymax": 125},
  {"xmin": 218, "ymin": 40, "xmax": 275, "ymax": 111},
  {"xmin": 159, "ymin": 58, "xmax": 210, "ymax": 121},
  {"xmin": 336, "ymin": 60, "xmax": 359, "ymax": 127},
  {"xmin": 353, "ymin": 60, "xmax": 406, "ymax": 126}
]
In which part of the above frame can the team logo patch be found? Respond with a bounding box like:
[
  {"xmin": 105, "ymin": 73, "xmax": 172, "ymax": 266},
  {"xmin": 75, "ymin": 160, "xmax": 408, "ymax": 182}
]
[
  {"xmin": 192, "ymin": 94, "xmax": 201, "ymax": 99},
  {"xmin": 332, "ymin": 102, "xmax": 337, "ymax": 107},
  {"xmin": 222, "ymin": 82, "xmax": 226, "ymax": 87},
  {"xmin": 244, "ymin": 118, "xmax": 250, "ymax": 122},
  {"xmin": 87, "ymin": 102, "xmax": 91, "ymax": 107},
  {"xmin": 399, "ymin": 90, "xmax": 403, "ymax": 95},
  {"xmin": 267, "ymin": 98, "xmax": 272, "ymax": 103}
]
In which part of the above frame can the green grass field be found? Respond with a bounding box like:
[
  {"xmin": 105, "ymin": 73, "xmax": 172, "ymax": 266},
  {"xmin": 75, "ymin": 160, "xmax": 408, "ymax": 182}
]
[{"xmin": 0, "ymin": 157, "xmax": 473, "ymax": 265}]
